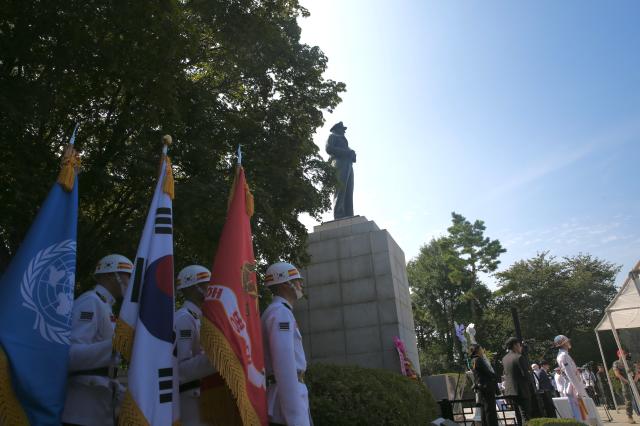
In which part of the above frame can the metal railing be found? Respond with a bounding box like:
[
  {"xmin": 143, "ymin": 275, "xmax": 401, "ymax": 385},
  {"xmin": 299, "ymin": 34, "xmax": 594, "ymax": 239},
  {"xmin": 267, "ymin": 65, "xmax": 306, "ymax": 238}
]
[{"xmin": 438, "ymin": 397, "xmax": 519, "ymax": 425}]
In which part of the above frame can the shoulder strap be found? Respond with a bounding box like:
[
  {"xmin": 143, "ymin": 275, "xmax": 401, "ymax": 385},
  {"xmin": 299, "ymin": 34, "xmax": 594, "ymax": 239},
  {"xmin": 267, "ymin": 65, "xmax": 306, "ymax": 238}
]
[{"xmin": 95, "ymin": 290, "xmax": 107, "ymax": 304}]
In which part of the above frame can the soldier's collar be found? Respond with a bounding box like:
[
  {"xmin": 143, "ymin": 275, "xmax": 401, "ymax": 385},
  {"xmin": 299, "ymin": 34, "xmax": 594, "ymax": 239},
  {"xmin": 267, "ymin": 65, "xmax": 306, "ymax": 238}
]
[
  {"xmin": 273, "ymin": 296, "xmax": 292, "ymax": 311},
  {"xmin": 94, "ymin": 285, "xmax": 116, "ymax": 306},
  {"xmin": 184, "ymin": 300, "xmax": 202, "ymax": 319}
]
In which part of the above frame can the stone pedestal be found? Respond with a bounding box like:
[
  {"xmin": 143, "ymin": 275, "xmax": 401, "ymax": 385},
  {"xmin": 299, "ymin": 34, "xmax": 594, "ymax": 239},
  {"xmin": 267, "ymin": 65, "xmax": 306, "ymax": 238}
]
[{"xmin": 294, "ymin": 216, "xmax": 420, "ymax": 375}]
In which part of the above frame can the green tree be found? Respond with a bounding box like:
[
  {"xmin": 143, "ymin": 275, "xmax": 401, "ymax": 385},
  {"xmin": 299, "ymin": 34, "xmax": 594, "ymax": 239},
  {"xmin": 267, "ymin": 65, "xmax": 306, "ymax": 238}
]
[
  {"xmin": 408, "ymin": 237, "xmax": 467, "ymax": 372},
  {"xmin": 408, "ymin": 213, "xmax": 504, "ymax": 373},
  {"xmin": 491, "ymin": 252, "xmax": 619, "ymax": 364},
  {"xmin": 447, "ymin": 212, "xmax": 506, "ymax": 324},
  {"xmin": 0, "ymin": 0, "xmax": 345, "ymax": 288}
]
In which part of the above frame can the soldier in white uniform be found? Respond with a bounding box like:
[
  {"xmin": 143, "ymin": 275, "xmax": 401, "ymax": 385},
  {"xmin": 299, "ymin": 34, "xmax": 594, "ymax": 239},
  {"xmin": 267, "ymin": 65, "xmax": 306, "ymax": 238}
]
[
  {"xmin": 261, "ymin": 262, "xmax": 310, "ymax": 426},
  {"xmin": 553, "ymin": 367, "xmax": 567, "ymax": 397},
  {"xmin": 174, "ymin": 265, "xmax": 216, "ymax": 426},
  {"xmin": 555, "ymin": 335, "xmax": 589, "ymax": 421},
  {"xmin": 62, "ymin": 254, "xmax": 133, "ymax": 426}
]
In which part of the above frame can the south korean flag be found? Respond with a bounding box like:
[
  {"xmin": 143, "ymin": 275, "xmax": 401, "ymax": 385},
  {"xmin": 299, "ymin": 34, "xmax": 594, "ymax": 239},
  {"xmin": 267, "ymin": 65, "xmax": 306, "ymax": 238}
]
[{"xmin": 116, "ymin": 138, "xmax": 180, "ymax": 425}]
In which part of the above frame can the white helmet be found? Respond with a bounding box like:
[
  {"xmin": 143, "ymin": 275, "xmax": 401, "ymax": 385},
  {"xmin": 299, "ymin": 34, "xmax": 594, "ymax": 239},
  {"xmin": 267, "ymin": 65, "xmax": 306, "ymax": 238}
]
[
  {"xmin": 94, "ymin": 254, "xmax": 133, "ymax": 276},
  {"xmin": 554, "ymin": 335, "xmax": 570, "ymax": 347},
  {"xmin": 264, "ymin": 262, "xmax": 303, "ymax": 287},
  {"xmin": 177, "ymin": 265, "xmax": 211, "ymax": 290}
]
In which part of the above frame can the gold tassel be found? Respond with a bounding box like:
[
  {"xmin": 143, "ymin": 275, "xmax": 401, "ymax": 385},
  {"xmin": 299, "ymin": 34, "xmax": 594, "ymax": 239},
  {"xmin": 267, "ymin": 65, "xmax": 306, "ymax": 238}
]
[
  {"xmin": 161, "ymin": 135, "xmax": 175, "ymax": 200},
  {"xmin": 112, "ymin": 318, "xmax": 135, "ymax": 362},
  {"xmin": 163, "ymin": 155, "xmax": 175, "ymax": 200},
  {"xmin": 200, "ymin": 382, "xmax": 243, "ymax": 426},
  {"xmin": 244, "ymin": 181, "xmax": 254, "ymax": 218},
  {"xmin": 200, "ymin": 318, "xmax": 262, "ymax": 426},
  {"xmin": 227, "ymin": 166, "xmax": 240, "ymax": 213},
  {"xmin": 57, "ymin": 144, "xmax": 80, "ymax": 192},
  {"xmin": 0, "ymin": 346, "xmax": 29, "ymax": 425},
  {"xmin": 226, "ymin": 166, "xmax": 254, "ymax": 217},
  {"xmin": 118, "ymin": 390, "xmax": 150, "ymax": 426}
]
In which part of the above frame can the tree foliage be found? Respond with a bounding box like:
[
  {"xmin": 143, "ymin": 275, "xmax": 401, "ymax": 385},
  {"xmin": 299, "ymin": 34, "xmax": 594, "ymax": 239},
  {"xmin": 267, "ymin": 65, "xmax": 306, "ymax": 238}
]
[
  {"xmin": 494, "ymin": 252, "xmax": 619, "ymax": 337},
  {"xmin": 408, "ymin": 212, "xmax": 503, "ymax": 373},
  {"xmin": 408, "ymin": 213, "xmax": 619, "ymax": 373},
  {"xmin": 408, "ymin": 237, "xmax": 467, "ymax": 373},
  {"xmin": 0, "ymin": 0, "xmax": 345, "ymax": 288},
  {"xmin": 489, "ymin": 252, "xmax": 619, "ymax": 362},
  {"xmin": 447, "ymin": 212, "xmax": 505, "ymax": 323}
]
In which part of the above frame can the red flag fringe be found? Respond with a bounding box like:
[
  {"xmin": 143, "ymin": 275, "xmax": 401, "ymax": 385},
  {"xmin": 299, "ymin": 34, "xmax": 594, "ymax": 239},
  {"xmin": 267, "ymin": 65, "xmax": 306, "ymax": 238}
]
[
  {"xmin": 199, "ymin": 378, "xmax": 243, "ymax": 426},
  {"xmin": 200, "ymin": 317, "xmax": 261, "ymax": 426}
]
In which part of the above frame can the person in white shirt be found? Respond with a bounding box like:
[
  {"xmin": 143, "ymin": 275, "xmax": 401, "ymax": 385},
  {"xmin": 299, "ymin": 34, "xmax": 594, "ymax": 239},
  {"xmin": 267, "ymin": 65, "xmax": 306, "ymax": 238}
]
[
  {"xmin": 531, "ymin": 363, "xmax": 541, "ymax": 390},
  {"xmin": 174, "ymin": 265, "xmax": 216, "ymax": 426},
  {"xmin": 580, "ymin": 366, "xmax": 596, "ymax": 400},
  {"xmin": 553, "ymin": 367, "xmax": 567, "ymax": 397},
  {"xmin": 62, "ymin": 254, "xmax": 133, "ymax": 426},
  {"xmin": 262, "ymin": 262, "xmax": 310, "ymax": 426}
]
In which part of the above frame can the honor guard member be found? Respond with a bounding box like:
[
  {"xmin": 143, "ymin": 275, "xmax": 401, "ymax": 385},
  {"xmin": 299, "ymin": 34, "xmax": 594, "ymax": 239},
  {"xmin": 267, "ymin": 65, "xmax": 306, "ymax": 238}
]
[
  {"xmin": 262, "ymin": 262, "xmax": 310, "ymax": 426},
  {"xmin": 175, "ymin": 265, "xmax": 216, "ymax": 426},
  {"xmin": 555, "ymin": 335, "xmax": 590, "ymax": 422},
  {"xmin": 62, "ymin": 254, "xmax": 133, "ymax": 426},
  {"xmin": 554, "ymin": 367, "xmax": 568, "ymax": 397}
]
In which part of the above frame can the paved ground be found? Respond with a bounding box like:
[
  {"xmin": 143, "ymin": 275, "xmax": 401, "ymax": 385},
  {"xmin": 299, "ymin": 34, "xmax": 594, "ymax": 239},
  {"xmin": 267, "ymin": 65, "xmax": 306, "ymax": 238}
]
[
  {"xmin": 597, "ymin": 406, "xmax": 638, "ymax": 425},
  {"xmin": 457, "ymin": 405, "xmax": 636, "ymax": 425}
]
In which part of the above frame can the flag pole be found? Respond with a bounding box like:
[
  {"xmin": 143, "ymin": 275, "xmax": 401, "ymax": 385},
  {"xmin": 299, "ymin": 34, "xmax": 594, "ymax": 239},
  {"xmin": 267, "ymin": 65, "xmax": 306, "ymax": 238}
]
[
  {"xmin": 237, "ymin": 144, "xmax": 242, "ymax": 166},
  {"xmin": 69, "ymin": 123, "xmax": 80, "ymax": 146}
]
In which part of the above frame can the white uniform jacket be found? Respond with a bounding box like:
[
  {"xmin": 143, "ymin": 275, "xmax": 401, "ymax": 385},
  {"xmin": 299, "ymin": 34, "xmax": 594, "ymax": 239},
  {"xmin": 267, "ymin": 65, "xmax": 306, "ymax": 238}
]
[
  {"xmin": 557, "ymin": 349, "xmax": 587, "ymax": 398},
  {"xmin": 62, "ymin": 285, "xmax": 119, "ymax": 426},
  {"xmin": 262, "ymin": 296, "xmax": 310, "ymax": 426},
  {"xmin": 554, "ymin": 372, "xmax": 568, "ymax": 396},
  {"xmin": 175, "ymin": 301, "xmax": 216, "ymax": 426}
]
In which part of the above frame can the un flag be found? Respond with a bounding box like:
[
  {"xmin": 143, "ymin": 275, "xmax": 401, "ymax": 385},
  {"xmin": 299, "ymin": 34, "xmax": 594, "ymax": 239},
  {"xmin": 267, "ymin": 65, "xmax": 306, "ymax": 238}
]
[{"xmin": 0, "ymin": 178, "xmax": 78, "ymax": 425}]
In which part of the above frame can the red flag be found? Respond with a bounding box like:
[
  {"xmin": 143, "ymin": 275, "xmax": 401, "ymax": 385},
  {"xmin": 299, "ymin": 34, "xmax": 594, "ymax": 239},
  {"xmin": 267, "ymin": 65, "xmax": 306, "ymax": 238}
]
[{"xmin": 200, "ymin": 166, "xmax": 267, "ymax": 426}]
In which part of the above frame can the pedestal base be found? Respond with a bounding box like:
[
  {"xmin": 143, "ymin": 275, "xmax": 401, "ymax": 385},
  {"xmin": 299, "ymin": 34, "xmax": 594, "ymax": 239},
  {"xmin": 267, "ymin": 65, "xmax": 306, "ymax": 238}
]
[{"xmin": 294, "ymin": 216, "xmax": 420, "ymax": 375}]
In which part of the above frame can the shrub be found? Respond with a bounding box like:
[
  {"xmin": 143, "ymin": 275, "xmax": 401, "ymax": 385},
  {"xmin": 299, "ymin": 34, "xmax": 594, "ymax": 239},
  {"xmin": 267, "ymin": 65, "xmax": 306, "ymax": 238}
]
[
  {"xmin": 527, "ymin": 418, "xmax": 585, "ymax": 426},
  {"xmin": 306, "ymin": 363, "xmax": 438, "ymax": 425}
]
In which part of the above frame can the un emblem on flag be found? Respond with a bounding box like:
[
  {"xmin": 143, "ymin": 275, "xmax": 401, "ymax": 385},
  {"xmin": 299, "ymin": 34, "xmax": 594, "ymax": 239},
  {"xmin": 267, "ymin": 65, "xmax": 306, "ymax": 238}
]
[{"xmin": 20, "ymin": 240, "xmax": 76, "ymax": 344}]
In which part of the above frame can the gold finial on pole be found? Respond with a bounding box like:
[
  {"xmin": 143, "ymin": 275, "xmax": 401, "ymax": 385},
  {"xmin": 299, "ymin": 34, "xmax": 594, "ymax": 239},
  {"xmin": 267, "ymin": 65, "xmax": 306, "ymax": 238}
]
[
  {"xmin": 161, "ymin": 135, "xmax": 175, "ymax": 200},
  {"xmin": 57, "ymin": 124, "xmax": 81, "ymax": 192}
]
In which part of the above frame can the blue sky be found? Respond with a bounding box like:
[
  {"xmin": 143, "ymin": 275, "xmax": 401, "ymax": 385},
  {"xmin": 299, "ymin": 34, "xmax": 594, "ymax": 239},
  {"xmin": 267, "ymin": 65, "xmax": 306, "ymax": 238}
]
[{"xmin": 298, "ymin": 0, "xmax": 640, "ymax": 288}]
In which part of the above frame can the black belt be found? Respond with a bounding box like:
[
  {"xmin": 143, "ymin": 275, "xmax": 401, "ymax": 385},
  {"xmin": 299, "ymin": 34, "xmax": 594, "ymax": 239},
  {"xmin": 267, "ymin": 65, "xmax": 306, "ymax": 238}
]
[
  {"xmin": 69, "ymin": 367, "xmax": 110, "ymax": 377},
  {"xmin": 267, "ymin": 371, "xmax": 305, "ymax": 386},
  {"xmin": 180, "ymin": 380, "xmax": 201, "ymax": 393}
]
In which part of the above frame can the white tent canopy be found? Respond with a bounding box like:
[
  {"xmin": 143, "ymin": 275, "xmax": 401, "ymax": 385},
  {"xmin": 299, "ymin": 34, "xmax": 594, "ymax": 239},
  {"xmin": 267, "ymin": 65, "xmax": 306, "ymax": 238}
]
[
  {"xmin": 594, "ymin": 262, "xmax": 640, "ymax": 414},
  {"xmin": 596, "ymin": 268, "xmax": 640, "ymax": 331}
]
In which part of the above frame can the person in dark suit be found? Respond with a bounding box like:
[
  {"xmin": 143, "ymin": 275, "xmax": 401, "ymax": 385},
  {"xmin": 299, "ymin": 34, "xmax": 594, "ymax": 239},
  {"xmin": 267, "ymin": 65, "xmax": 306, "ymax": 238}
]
[
  {"xmin": 470, "ymin": 344, "xmax": 499, "ymax": 426},
  {"xmin": 502, "ymin": 337, "xmax": 534, "ymax": 425},
  {"xmin": 536, "ymin": 361, "xmax": 555, "ymax": 393},
  {"xmin": 536, "ymin": 360, "xmax": 559, "ymax": 418}
]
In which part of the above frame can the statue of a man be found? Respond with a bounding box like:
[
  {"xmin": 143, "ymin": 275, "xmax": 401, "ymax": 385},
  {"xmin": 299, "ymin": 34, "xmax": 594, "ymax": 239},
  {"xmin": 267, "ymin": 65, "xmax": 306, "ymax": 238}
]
[{"xmin": 326, "ymin": 121, "xmax": 355, "ymax": 219}]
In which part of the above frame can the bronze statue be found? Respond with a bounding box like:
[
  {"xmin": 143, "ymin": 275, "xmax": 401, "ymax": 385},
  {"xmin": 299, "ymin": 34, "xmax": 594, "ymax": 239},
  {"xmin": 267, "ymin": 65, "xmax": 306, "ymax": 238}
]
[{"xmin": 326, "ymin": 122, "xmax": 355, "ymax": 219}]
